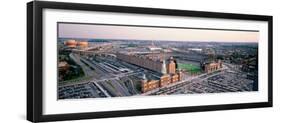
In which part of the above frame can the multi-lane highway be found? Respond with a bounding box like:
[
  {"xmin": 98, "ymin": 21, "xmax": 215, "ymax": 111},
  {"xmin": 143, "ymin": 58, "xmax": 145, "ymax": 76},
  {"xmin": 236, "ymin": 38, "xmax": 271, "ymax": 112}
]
[{"xmin": 60, "ymin": 53, "xmax": 144, "ymax": 97}]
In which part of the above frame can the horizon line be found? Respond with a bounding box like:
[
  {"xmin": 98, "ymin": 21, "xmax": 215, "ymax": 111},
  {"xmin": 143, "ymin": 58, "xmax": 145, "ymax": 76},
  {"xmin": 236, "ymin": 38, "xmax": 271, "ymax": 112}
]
[{"xmin": 58, "ymin": 37, "xmax": 258, "ymax": 43}]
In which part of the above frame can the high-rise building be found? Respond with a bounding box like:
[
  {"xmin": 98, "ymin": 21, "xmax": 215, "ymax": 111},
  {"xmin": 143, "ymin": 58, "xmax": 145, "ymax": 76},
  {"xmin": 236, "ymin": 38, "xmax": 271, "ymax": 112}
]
[{"xmin": 167, "ymin": 57, "xmax": 176, "ymax": 74}]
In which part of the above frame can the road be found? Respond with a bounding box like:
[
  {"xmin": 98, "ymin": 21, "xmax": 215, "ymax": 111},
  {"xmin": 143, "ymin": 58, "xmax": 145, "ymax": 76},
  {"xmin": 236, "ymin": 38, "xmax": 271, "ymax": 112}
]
[
  {"xmin": 92, "ymin": 82, "xmax": 111, "ymax": 97},
  {"xmin": 60, "ymin": 54, "xmax": 143, "ymax": 97},
  {"xmin": 69, "ymin": 53, "xmax": 94, "ymax": 77}
]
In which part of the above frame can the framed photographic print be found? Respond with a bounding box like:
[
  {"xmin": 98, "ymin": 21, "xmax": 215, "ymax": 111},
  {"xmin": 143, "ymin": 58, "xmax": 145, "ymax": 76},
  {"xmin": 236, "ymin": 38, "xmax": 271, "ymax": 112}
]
[{"xmin": 27, "ymin": 1, "xmax": 273, "ymax": 122}]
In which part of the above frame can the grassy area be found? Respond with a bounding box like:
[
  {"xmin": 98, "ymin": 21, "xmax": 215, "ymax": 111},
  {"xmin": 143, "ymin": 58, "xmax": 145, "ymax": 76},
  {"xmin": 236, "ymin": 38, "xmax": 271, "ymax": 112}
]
[{"xmin": 178, "ymin": 63, "xmax": 201, "ymax": 74}]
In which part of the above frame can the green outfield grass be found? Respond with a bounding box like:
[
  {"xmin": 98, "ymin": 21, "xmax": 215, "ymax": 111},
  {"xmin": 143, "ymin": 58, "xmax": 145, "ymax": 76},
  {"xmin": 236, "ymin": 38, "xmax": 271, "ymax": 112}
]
[{"xmin": 178, "ymin": 63, "xmax": 201, "ymax": 74}]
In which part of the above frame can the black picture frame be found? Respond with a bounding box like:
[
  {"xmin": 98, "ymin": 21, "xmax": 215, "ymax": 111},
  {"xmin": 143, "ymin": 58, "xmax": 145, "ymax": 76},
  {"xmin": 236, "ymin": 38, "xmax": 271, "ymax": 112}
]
[{"xmin": 27, "ymin": 1, "xmax": 273, "ymax": 122}]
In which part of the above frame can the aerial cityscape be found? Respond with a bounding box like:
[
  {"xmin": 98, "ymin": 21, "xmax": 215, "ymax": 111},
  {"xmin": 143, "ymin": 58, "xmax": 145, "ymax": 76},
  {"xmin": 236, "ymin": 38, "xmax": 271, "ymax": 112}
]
[{"xmin": 57, "ymin": 23, "xmax": 259, "ymax": 99}]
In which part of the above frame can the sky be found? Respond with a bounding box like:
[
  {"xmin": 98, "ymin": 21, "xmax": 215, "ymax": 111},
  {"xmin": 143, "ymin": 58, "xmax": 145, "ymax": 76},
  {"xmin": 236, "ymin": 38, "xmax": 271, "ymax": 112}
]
[{"xmin": 58, "ymin": 23, "xmax": 259, "ymax": 42}]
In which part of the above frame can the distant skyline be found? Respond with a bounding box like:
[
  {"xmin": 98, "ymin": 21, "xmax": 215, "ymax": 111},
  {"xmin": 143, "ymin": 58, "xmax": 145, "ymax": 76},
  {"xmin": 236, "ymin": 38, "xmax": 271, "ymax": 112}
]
[{"xmin": 58, "ymin": 23, "xmax": 259, "ymax": 42}]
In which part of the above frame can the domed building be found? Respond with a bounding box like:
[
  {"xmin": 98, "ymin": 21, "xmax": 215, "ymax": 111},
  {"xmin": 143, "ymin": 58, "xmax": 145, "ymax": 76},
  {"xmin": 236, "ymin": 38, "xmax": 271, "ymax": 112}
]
[
  {"xmin": 77, "ymin": 41, "xmax": 89, "ymax": 48},
  {"xmin": 64, "ymin": 40, "xmax": 89, "ymax": 49},
  {"xmin": 64, "ymin": 40, "xmax": 77, "ymax": 48}
]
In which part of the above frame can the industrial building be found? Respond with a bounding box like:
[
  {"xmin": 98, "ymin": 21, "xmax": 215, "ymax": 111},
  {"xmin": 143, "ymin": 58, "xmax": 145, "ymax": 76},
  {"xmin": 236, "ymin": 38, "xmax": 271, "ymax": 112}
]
[
  {"xmin": 201, "ymin": 60, "xmax": 222, "ymax": 73},
  {"xmin": 141, "ymin": 71, "xmax": 183, "ymax": 93},
  {"xmin": 116, "ymin": 52, "xmax": 183, "ymax": 93},
  {"xmin": 116, "ymin": 52, "xmax": 165, "ymax": 74}
]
